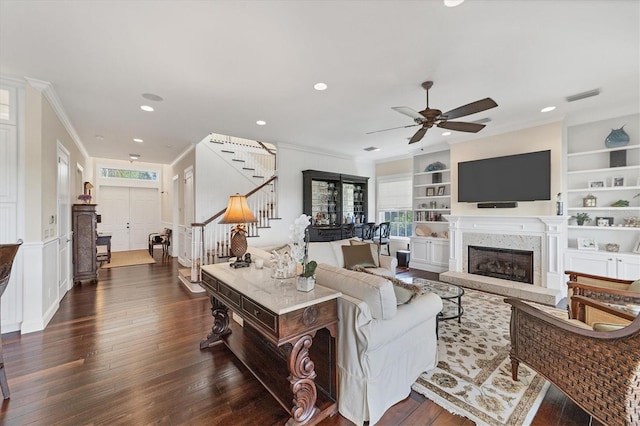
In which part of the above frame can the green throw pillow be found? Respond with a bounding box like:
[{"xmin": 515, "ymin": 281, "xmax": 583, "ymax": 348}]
[{"xmin": 342, "ymin": 244, "xmax": 377, "ymax": 269}]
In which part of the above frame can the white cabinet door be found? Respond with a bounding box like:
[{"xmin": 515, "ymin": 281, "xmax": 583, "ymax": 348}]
[
  {"xmin": 410, "ymin": 237, "xmax": 428, "ymax": 263},
  {"xmin": 565, "ymin": 250, "xmax": 615, "ymax": 278},
  {"xmin": 616, "ymin": 256, "xmax": 640, "ymax": 280},
  {"xmin": 429, "ymin": 239, "xmax": 449, "ymax": 268}
]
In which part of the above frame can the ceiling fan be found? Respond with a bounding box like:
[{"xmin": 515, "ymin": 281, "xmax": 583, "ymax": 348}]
[{"xmin": 368, "ymin": 81, "xmax": 498, "ymax": 144}]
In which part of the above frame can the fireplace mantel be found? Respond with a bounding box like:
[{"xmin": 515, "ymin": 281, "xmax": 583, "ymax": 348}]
[{"xmin": 442, "ymin": 215, "xmax": 568, "ymax": 303}]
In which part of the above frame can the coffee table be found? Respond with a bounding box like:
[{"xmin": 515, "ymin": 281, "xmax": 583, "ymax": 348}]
[{"xmin": 411, "ymin": 278, "xmax": 465, "ymax": 323}]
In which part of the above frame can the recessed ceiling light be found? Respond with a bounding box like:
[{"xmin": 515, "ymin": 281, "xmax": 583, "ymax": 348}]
[
  {"xmin": 541, "ymin": 106, "xmax": 556, "ymax": 113},
  {"xmin": 142, "ymin": 93, "xmax": 163, "ymax": 102},
  {"xmin": 256, "ymin": 120, "xmax": 266, "ymax": 126},
  {"xmin": 129, "ymin": 154, "xmax": 140, "ymax": 160},
  {"xmin": 442, "ymin": 131, "xmax": 452, "ymax": 136},
  {"xmin": 140, "ymin": 105, "xmax": 154, "ymax": 112},
  {"xmin": 444, "ymin": 0, "xmax": 464, "ymax": 7},
  {"xmin": 314, "ymin": 82, "xmax": 328, "ymax": 91},
  {"xmin": 133, "ymin": 138, "xmax": 143, "ymax": 143},
  {"xmin": 95, "ymin": 135, "xmax": 104, "ymax": 140}
]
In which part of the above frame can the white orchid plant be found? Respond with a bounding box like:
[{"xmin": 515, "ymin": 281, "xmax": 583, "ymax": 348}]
[
  {"xmin": 289, "ymin": 214, "xmax": 311, "ymax": 265},
  {"xmin": 289, "ymin": 214, "xmax": 317, "ymax": 278}
]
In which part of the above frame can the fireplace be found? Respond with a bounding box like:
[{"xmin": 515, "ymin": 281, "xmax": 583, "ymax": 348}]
[{"xmin": 468, "ymin": 245, "xmax": 534, "ymax": 284}]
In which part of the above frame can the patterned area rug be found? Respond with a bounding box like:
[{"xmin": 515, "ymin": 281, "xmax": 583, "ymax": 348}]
[{"xmin": 412, "ymin": 288, "xmax": 549, "ymax": 425}]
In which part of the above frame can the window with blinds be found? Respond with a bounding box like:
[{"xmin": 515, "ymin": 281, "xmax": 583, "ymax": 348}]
[{"xmin": 377, "ymin": 174, "xmax": 413, "ymax": 238}]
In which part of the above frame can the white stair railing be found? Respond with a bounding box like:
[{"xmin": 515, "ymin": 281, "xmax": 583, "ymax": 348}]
[{"xmin": 191, "ymin": 175, "xmax": 278, "ymax": 282}]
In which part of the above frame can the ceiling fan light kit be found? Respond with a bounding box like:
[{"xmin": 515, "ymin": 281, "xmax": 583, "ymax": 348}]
[{"xmin": 372, "ymin": 80, "xmax": 498, "ymax": 144}]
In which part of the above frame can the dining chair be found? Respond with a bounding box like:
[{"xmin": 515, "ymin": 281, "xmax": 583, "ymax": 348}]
[{"xmin": 372, "ymin": 221, "xmax": 391, "ymax": 255}]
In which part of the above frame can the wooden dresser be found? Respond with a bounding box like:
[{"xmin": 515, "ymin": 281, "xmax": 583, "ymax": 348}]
[{"xmin": 72, "ymin": 204, "xmax": 98, "ymax": 284}]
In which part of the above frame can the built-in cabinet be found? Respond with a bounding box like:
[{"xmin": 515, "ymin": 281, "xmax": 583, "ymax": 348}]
[
  {"xmin": 410, "ymin": 237, "xmax": 448, "ymax": 272},
  {"xmin": 565, "ymin": 250, "xmax": 639, "ymax": 280},
  {"xmin": 72, "ymin": 204, "xmax": 98, "ymax": 284},
  {"xmin": 411, "ymin": 149, "xmax": 450, "ymax": 272},
  {"xmin": 565, "ymin": 113, "xmax": 640, "ymax": 278},
  {"xmin": 302, "ymin": 170, "xmax": 369, "ymax": 242}
]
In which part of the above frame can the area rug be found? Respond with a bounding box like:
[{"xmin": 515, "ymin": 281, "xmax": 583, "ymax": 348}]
[
  {"xmin": 412, "ymin": 288, "xmax": 549, "ymax": 426},
  {"xmin": 100, "ymin": 250, "xmax": 156, "ymax": 268}
]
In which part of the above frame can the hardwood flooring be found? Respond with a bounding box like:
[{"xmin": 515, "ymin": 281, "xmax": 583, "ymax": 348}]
[{"xmin": 0, "ymin": 257, "xmax": 598, "ymax": 425}]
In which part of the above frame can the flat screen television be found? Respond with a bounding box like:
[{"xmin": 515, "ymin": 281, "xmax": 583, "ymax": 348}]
[{"xmin": 457, "ymin": 150, "xmax": 551, "ymax": 203}]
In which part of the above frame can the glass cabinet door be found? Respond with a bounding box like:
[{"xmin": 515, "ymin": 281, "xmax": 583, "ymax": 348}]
[{"xmin": 311, "ymin": 180, "xmax": 339, "ymax": 225}]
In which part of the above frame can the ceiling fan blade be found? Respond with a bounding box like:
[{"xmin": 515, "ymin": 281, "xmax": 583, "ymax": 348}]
[
  {"xmin": 408, "ymin": 127, "xmax": 428, "ymax": 144},
  {"xmin": 437, "ymin": 121, "xmax": 486, "ymax": 133},
  {"xmin": 392, "ymin": 106, "xmax": 425, "ymax": 122},
  {"xmin": 441, "ymin": 98, "xmax": 498, "ymax": 120},
  {"xmin": 366, "ymin": 123, "xmax": 420, "ymax": 135}
]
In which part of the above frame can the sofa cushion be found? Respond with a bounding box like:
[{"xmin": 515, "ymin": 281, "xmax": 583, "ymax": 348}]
[
  {"xmin": 349, "ymin": 239, "xmax": 380, "ymax": 267},
  {"xmin": 342, "ymin": 244, "xmax": 377, "ymax": 269},
  {"xmin": 629, "ymin": 279, "xmax": 640, "ymax": 293},
  {"xmin": 352, "ymin": 265, "xmax": 423, "ymax": 304},
  {"xmin": 316, "ymin": 264, "xmax": 397, "ymax": 320},
  {"xmin": 307, "ymin": 242, "xmax": 339, "ymax": 266}
]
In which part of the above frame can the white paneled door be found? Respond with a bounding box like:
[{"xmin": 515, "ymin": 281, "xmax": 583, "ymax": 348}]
[
  {"xmin": 57, "ymin": 144, "xmax": 71, "ymax": 295},
  {"xmin": 98, "ymin": 186, "xmax": 160, "ymax": 252}
]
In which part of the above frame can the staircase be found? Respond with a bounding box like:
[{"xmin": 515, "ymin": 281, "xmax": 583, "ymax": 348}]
[{"xmin": 178, "ymin": 135, "xmax": 280, "ymax": 292}]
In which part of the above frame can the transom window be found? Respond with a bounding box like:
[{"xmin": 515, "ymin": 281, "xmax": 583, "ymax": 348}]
[{"xmin": 100, "ymin": 168, "xmax": 158, "ymax": 181}]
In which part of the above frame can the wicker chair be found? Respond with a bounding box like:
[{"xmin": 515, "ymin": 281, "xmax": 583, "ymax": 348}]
[
  {"xmin": 0, "ymin": 240, "xmax": 22, "ymax": 399},
  {"xmin": 566, "ymin": 270, "xmax": 639, "ymax": 324},
  {"xmin": 506, "ymin": 297, "xmax": 640, "ymax": 426}
]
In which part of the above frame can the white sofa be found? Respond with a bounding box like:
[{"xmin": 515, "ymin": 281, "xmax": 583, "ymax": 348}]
[
  {"xmin": 315, "ymin": 264, "xmax": 442, "ymax": 425},
  {"xmin": 306, "ymin": 238, "xmax": 397, "ymax": 277},
  {"xmin": 247, "ymin": 243, "xmax": 442, "ymax": 425}
]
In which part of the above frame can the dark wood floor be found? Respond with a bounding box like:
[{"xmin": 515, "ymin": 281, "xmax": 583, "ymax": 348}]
[{"xmin": 0, "ymin": 256, "xmax": 597, "ymax": 425}]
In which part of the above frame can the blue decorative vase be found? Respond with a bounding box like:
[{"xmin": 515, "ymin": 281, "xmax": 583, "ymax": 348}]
[{"xmin": 605, "ymin": 125, "xmax": 630, "ymax": 148}]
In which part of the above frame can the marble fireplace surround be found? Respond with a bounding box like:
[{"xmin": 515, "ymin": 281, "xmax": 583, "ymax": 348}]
[{"xmin": 440, "ymin": 215, "xmax": 567, "ymax": 306}]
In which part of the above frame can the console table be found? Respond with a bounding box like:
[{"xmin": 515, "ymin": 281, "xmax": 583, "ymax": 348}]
[{"xmin": 200, "ymin": 263, "xmax": 341, "ymax": 425}]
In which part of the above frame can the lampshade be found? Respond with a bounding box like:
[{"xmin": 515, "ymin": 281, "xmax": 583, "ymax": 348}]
[{"xmin": 219, "ymin": 194, "xmax": 258, "ymax": 224}]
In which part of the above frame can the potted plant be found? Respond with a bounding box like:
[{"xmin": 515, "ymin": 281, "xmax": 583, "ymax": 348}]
[
  {"xmin": 297, "ymin": 260, "xmax": 317, "ymax": 292},
  {"xmin": 289, "ymin": 214, "xmax": 318, "ymax": 292},
  {"xmin": 77, "ymin": 194, "xmax": 92, "ymax": 204},
  {"xmin": 573, "ymin": 212, "xmax": 591, "ymax": 226}
]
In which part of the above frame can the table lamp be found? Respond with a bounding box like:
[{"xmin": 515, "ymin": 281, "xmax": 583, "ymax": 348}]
[{"xmin": 219, "ymin": 193, "xmax": 258, "ymax": 268}]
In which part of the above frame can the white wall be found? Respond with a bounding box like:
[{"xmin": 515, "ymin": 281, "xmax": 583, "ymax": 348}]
[
  {"xmin": 193, "ymin": 140, "xmax": 375, "ymax": 249},
  {"xmin": 264, "ymin": 143, "xmax": 376, "ymax": 247},
  {"xmin": 450, "ymin": 122, "xmax": 563, "ymax": 216}
]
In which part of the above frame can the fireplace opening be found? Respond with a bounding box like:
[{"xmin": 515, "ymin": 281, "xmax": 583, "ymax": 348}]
[{"xmin": 468, "ymin": 245, "xmax": 533, "ymax": 284}]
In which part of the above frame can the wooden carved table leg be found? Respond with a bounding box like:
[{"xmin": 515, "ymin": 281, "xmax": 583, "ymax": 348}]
[
  {"xmin": 200, "ymin": 296, "xmax": 231, "ymax": 349},
  {"xmin": 286, "ymin": 334, "xmax": 319, "ymax": 426}
]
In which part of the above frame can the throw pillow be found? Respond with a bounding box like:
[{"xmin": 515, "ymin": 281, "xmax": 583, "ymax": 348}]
[
  {"xmin": 342, "ymin": 244, "xmax": 377, "ymax": 269},
  {"xmin": 628, "ymin": 279, "xmax": 640, "ymax": 293},
  {"xmin": 352, "ymin": 265, "xmax": 424, "ymax": 305},
  {"xmin": 349, "ymin": 239, "xmax": 380, "ymax": 267}
]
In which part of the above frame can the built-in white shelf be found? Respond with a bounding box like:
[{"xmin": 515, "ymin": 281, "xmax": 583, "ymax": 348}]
[
  {"xmin": 567, "ymin": 144, "xmax": 640, "ymax": 158},
  {"xmin": 414, "ymin": 182, "xmax": 451, "ymax": 187},
  {"xmin": 567, "ymin": 207, "xmax": 639, "ymax": 211},
  {"xmin": 414, "ymin": 169, "xmax": 451, "ymax": 176},
  {"xmin": 567, "ymin": 165, "xmax": 640, "ymax": 175},
  {"xmin": 415, "ymin": 196, "xmax": 451, "ymax": 200},
  {"xmin": 567, "ymin": 225, "xmax": 640, "ymax": 231},
  {"xmin": 567, "ymin": 186, "xmax": 640, "ymax": 193},
  {"xmin": 415, "ymin": 209, "xmax": 451, "ymax": 212}
]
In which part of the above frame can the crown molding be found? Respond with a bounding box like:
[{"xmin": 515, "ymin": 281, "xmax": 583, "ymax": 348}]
[
  {"xmin": 24, "ymin": 77, "xmax": 90, "ymax": 159},
  {"xmin": 170, "ymin": 143, "xmax": 195, "ymax": 168}
]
